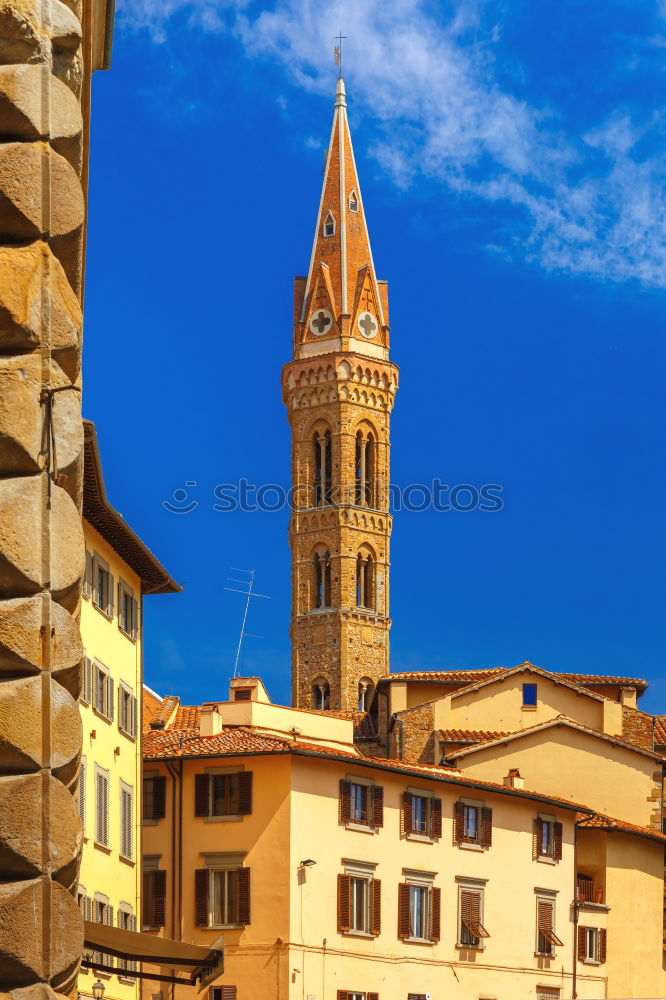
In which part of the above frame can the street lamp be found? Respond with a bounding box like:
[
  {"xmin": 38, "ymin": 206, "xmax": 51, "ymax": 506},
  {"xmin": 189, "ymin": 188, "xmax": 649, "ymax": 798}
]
[{"xmin": 92, "ymin": 979, "xmax": 105, "ymax": 1000}]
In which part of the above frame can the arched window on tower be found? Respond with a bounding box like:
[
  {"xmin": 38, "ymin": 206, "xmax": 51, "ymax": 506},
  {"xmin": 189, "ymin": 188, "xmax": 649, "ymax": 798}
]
[
  {"xmin": 323, "ymin": 211, "xmax": 335, "ymax": 237},
  {"xmin": 349, "ymin": 189, "xmax": 359, "ymax": 213},
  {"xmin": 358, "ymin": 677, "xmax": 373, "ymax": 712},
  {"xmin": 312, "ymin": 677, "xmax": 331, "ymax": 711},
  {"xmin": 355, "ymin": 430, "xmax": 375, "ymax": 506},
  {"xmin": 356, "ymin": 552, "xmax": 374, "ymax": 610},
  {"xmin": 313, "ymin": 548, "xmax": 331, "ymax": 609},
  {"xmin": 313, "ymin": 430, "xmax": 332, "ymax": 506}
]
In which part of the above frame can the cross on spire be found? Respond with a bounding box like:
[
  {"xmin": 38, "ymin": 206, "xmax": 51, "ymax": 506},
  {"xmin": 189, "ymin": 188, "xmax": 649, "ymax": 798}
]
[{"xmin": 334, "ymin": 32, "xmax": 346, "ymax": 79}]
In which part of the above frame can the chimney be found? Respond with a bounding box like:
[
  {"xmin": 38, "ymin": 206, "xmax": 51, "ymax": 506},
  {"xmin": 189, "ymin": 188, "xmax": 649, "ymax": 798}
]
[
  {"xmin": 200, "ymin": 703, "xmax": 223, "ymax": 737},
  {"xmin": 503, "ymin": 768, "xmax": 525, "ymax": 789}
]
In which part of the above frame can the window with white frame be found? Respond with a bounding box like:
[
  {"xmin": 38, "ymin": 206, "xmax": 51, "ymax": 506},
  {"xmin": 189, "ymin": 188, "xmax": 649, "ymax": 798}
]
[
  {"xmin": 120, "ymin": 781, "xmax": 133, "ymax": 859},
  {"xmin": 117, "ymin": 905, "xmax": 137, "ymax": 976},
  {"xmin": 195, "ymin": 854, "xmax": 250, "ymax": 929},
  {"xmin": 92, "ymin": 554, "xmax": 114, "ymax": 617},
  {"xmin": 457, "ymin": 879, "xmax": 490, "ymax": 949},
  {"xmin": 348, "ymin": 189, "xmax": 359, "ymax": 212},
  {"xmin": 398, "ymin": 870, "xmax": 440, "ymax": 944},
  {"xmin": 454, "ymin": 798, "xmax": 492, "ymax": 849},
  {"xmin": 95, "ymin": 765, "xmax": 109, "ymax": 847},
  {"xmin": 534, "ymin": 814, "xmax": 563, "ymax": 862},
  {"xmin": 92, "ymin": 660, "xmax": 114, "ymax": 721},
  {"xmin": 535, "ymin": 894, "xmax": 563, "ymax": 956},
  {"xmin": 118, "ymin": 579, "xmax": 139, "ymax": 639},
  {"xmin": 323, "ymin": 210, "xmax": 335, "ymax": 237},
  {"xmin": 578, "ymin": 925, "xmax": 606, "ymax": 964},
  {"xmin": 119, "ymin": 682, "xmax": 138, "ymax": 738},
  {"xmin": 403, "ymin": 788, "xmax": 442, "ymax": 841},
  {"xmin": 338, "ymin": 860, "xmax": 380, "ymax": 937}
]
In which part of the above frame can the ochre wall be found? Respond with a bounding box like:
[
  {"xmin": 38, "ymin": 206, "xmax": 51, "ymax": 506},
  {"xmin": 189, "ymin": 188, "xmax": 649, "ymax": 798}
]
[{"xmin": 450, "ymin": 674, "xmax": 605, "ymax": 732}]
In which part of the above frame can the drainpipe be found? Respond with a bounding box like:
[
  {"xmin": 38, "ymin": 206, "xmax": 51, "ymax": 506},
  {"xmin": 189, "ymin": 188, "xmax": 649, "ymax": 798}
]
[{"xmin": 572, "ymin": 823, "xmax": 578, "ymax": 1000}]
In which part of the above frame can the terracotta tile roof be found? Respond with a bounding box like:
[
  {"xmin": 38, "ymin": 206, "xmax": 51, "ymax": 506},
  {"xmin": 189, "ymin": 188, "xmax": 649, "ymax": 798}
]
[
  {"xmin": 438, "ymin": 728, "xmax": 510, "ymax": 743},
  {"xmin": 142, "ymin": 686, "xmax": 163, "ymax": 730},
  {"xmin": 380, "ymin": 666, "xmax": 648, "ymax": 691},
  {"xmin": 559, "ymin": 672, "xmax": 648, "ymax": 690},
  {"xmin": 143, "ymin": 727, "xmax": 295, "ymax": 759},
  {"xmin": 577, "ymin": 812, "xmax": 666, "ymax": 845},
  {"xmin": 172, "ymin": 706, "xmax": 201, "ymax": 729},
  {"xmin": 654, "ymin": 717, "xmax": 666, "ymax": 745}
]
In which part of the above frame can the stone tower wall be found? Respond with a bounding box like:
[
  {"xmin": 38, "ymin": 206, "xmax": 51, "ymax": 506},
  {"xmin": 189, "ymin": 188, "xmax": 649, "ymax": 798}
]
[{"xmin": 0, "ymin": 0, "xmax": 98, "ymax": 990}]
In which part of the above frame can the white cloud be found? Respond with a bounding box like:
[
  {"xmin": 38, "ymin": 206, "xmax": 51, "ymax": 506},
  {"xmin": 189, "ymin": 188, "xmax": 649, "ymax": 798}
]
[{"xmin": 119, "ymin": 0, "xmax": 666, "ymax": 289}]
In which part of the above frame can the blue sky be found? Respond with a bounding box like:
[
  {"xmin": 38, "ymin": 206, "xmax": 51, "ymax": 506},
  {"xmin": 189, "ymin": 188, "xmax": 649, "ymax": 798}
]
[{"xmin": 84, "ymin": 0, "xmax": 666, "ymax": 711}]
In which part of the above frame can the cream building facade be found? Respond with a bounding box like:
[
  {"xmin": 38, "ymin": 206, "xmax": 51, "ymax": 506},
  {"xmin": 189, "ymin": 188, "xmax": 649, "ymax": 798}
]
[{"xmin": 78, "ymin": 421, "xmax": 180, "ymax": 1000}]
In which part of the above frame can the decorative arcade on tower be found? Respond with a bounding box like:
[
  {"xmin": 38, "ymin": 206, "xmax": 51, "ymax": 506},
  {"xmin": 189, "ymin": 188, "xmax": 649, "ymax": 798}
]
[{"xmin": 282, "ymin": 78, "xmax": 399, "ymax": 713}]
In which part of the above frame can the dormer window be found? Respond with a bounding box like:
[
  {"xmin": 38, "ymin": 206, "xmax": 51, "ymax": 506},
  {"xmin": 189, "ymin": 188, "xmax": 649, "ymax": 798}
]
[
  {"xmin": 323, "ymin": 211, "xmax": 335, "ymax": 237},
  {"xmin": 348, "ymin": 190, "xmax": 359, "ymax": 212}
]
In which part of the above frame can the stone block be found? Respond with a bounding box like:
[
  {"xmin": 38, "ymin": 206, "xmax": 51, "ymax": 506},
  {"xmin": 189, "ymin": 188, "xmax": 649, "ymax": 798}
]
[
  {"xmin": 0, "ymin": 65, "xmax": 82, "ymax": 168},
  {"xmin": 0, "ymin": 594, "xmax": 82, "ymax": 679},
  {"xmin": 0, "ymin": 674, "xmax": 81, "ymax": 776},
  {"xmin": 0, "ymin": 772, "xmax": 81, "ymax": 878},
  {"xmin": 0, "ymin": 876, "xmax": 82, "ymax": 985},
  {"xmin": 0, "ymin": 243, "xmax": 82, "ymax": 379}
]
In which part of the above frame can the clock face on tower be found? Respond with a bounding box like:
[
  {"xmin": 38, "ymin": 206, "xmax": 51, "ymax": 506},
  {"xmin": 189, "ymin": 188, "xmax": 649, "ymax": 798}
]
[
  {"xmin": 309, "ymin": 309, "xmax": 333, "ymax": 336},
  {"xmin": 357, "ymin": 311, "xmax": 378, "ymax": 339}
]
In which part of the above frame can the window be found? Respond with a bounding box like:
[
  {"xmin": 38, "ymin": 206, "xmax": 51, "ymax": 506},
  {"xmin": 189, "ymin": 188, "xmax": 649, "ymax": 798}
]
[
  {"xmin": 323, "ymin": 211, "xmax": 335, "ymax": 237},
  {"xmin": 119, "ymin": 683, "xmax": 138, "ymax": 738},
  {"xmin": 357, "ymin": 678, "xmax": 373, "ymax": 712},
  {"xmin": 403, "ymin": 791, "xmax": 442, "ymax": 840},
  {"xmin": 534, "ymin": 816, "xmax": 563, "ymax": 862},
  {"xmin": 93, "ymin": 894, "xmax": 114, "ymax": 967},
  {"xmin": 117, "ymin": 907, "xmax": 137, "ymax": 976},
  {"xmin": 578, "ymin": 926, "xmax": 606, "ymax": 964},
  {"xmin": 77, "ymin": 885, "xmax": 91, "ymax": 921},
  {"xmin": 337, "ymin": 868, "xmax": 381, "ymax": 936},
  {"xmin": 81, "ymin": 654, "xmax": 92, "ymax": 705},
  {"xmin": 338, "ymin": 994, "xmax": 379, "ymax": 1000},
  {"xmin": 95, "ymin": 765, "xmax": 109, "ymax": 847},
  {"xmin": 312, "ymin": 678, "xmax": 330, "ymax": 710},
  {"xmin": 120, "ymin": 781, "xmax": 133, "ymax": 859},
  {"xmin": 340, "ymin": 778, "xmax": 384, "ymax": 830},
  {"xmin": 83, "ymin": 549, "xmax": 93, "ymax": 599},
  {"xmin": 210, "ymin": 988, "xmax": 237, "ymax": 1000},
  {"xmin": 348, "ymin": 189, "xmax": 359, "ymax": 212},
  {"xmin": 356, "ymin": 553, "xmax": 374, "ymax": 610},
  {"xmin": 233, "ymin": 688, "xmax": 252, "ymax": 701},
  {"xmin": 536, "ymin": 897, "xmax": 563, "ymax": 956},
  {"xmin": 143, "ymin": 864, "xmax": 166, "ymax": 928},
  {"xmin": 195, "ymin": 866, "xmax": 251, "ymax": 928},
  {"xmin": 454, "ymin": 800, "xmax": 492, "ymax": 848},
  {"xmin": 92, "ymin": 660, "xmax": 114, "ymax": 721},
  {"xmin": 398, "ymin": 874, "xmax": 440, "ymax": 943},
  {"xmin": 355, "ymin": 431, "xmax": 375, "ymax": 506},
  {"xmin": 523, "ymin": 682, "xmax": 537, "ymax": 707},
  {"xmin": 458, "ymin": 887, "xmax": 490, "ymax": 948},
  {"xmin": 78, "ymin": 756, "xmax": 86, "ymax": 832},
  {"xmin": 118, "ymin": 580, "xmax": 139, "ymax": 639},
  {"xmin": 536, "ymin": 992, "xmax": 560, "ymax": 1000},
  {"xmin": 92, "ymin": 554, "xmax": 114, "ymax": 618},
  {"xmin": 313, "ymin": 430, "xmax": 332, "ymax": 505},
  {"xmin": 313, "ymin": 548, "xmax": 331, "ymax": 608},
  {"xmin": 143, "ymin": 774, "xmax": 166, "ymax": 821},
  {"xmin": 195, "ymin": 771, "xmax": 252, "ymax": 818}
]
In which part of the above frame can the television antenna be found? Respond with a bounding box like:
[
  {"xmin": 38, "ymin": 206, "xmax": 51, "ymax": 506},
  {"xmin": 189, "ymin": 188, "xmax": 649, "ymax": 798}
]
[{"xmin": 224, "ymin": 568, "xmax": 271, "ymax": 678}]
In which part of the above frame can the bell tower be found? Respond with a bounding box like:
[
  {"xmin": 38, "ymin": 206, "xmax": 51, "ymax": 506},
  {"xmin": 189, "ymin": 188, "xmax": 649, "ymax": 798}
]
[{"xmin": 282, "ymin": 78, "xmax": 399, "ymax": 713}]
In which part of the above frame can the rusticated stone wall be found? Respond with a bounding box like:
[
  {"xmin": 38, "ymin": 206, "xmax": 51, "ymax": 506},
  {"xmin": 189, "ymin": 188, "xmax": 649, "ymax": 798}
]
[{"xmin": 0, "ymin": 0, "xmax": 99, "ymax": 991}]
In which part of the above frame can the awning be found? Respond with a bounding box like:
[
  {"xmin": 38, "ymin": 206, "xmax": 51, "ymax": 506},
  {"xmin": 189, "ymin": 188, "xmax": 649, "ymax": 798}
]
[{"xmin": 83, "ymin": 922, "xmax": 223, "ymax": 990}]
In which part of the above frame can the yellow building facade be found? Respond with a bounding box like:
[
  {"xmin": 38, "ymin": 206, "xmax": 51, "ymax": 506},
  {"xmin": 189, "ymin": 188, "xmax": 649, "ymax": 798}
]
[{"xmin": 77, "ymin": 421, "xmax": 180, "ymax": 1000}]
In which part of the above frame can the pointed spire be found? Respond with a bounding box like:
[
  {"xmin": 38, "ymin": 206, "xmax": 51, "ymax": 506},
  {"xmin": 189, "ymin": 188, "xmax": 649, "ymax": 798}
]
[{"xmin": 295, "ymin": 78, "xmax": 389, "ymax": 359}]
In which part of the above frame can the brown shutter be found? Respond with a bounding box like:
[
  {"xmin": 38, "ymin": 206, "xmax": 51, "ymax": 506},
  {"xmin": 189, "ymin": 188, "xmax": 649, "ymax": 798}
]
[
  {"xmin": 238, "ymin": 771, "xmax": 253, "ymax": 815},
  {"xmin": 195, "ymin": 774, "xmax": 209, "ymax": 817},
  {"xmin": 430, "ymin": 886, "xmax": 441, "ymax": 942},
  {"xmin": 238, "ymin": 867, "xmax": 250, "ymax": 924},
  {"xmin": 454, "ymin": 800, "xmax": 465, "ymax": 842},
  {"xmin": 367, "ymin": 994, "xmax": 379, "ymax": 1000},
  {"xmin": 372, "ymin": 785, "xmax": 384, "ymax": 828},
  {"xmin": 398, "ymin": 882, "xmax": 411, "ymax": 939},
  {"xmin": 431, "ymin": 797, "xmax": 442, "ymax": 838},
  {"xmin": 553, "ymin": 821, "xmax": 563, "ymax": 860},
  {"xmin": 533, "ymin": 818, "xmax": 542, "ymax": 859},
  {"xmin": 577, "ymin": 926, "xmax": 587, "ymax": 962},
  {"xmin": 403, "ymin": 791, "xmax": 413, "ymax": 835},
  {"xmin": 153, "ymin": 775, "xmax": 167, "ymax": 819},
  {"xmin": 371, "ymin": 878, "xmax": 381, "ymax": 936},
  {"xmin": 220, "ymin": 989, "xmax": 236, "ymax": 1000},
  {"xmin": 337, "ymin": 993, "xmax": 348, "ymax": 1000},
  {"xmin": 153, "ymin": 870, "xmax": 166, "ymax": 927},
  {"xmin": 339, "ymin": 779, "xmax": 351, "ymax": 823},
  {"xmin": 195, "ymin": 869, "xmax": 208, "ymax": 927},
  {"xmin": 337, "ymin": 874, "xmax": 351, "ymax": 932},
  {"xmin": 599, "ymin": 928, "xmax": 607, "ymax": 963},
  {"xmin": 460, "ymin": 889, "xmax": 472, "ymax": 939},
  {"xmin": 481, "ymin": 807, "xmax": 493, "ymax": 847}
]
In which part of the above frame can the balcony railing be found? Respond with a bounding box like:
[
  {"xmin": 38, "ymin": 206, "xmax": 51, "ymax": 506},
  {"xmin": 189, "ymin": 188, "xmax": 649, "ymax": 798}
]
[{"xmin": 576, "ymin": 878, "xmax": 604, "ymax": 904}]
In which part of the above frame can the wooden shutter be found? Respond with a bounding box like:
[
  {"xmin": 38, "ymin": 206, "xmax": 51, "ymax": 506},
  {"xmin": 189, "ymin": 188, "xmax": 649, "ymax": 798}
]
[
  {"xmin": 460, "ymin": 890, "xmax": 472, "ymax": 940},
  {"xmin": 454, "ymin": 800, "xmax": 465, "ymax": 842},
  {"xmin": 337, "ymin": 993, "xmax": 348, "ymax": 1000},
  {"xmin": 237, "ymin": 867, "xmax": 251, "ymax": 925},
  {"xmin": 367, "ymin": 994, "xmax": 379, "ymax": 1000},
  {"xmin": 339, "ymin": 779, "xmax": 352, "ymax": 823},
  {"xmin": 78, "ymin": 759, "xmax": 86, "ymax": 827},
  {"xmin": 105, "ymin": 904, "xmax": 114, "ymax": 967},
  {"xmin": 431, "ymin": 797, "xmax": 442, "ymax": 838},
  {"xmin": 84, "ymin": 895, "xmax": 92, "ymax": 921},
  {"xmin": 96, "ymin": 771, "xmax": 108, "ymax": 845},
  {"xmin": 131, "ymin": 597, "xmax": 139, "ymax": 640},
  {"xmin": 553, "ymin": 821, "xmax": 563, "ymax": 860},
  {"xmin": 337, "ymin": 874, "xmax": 351, "ymax": 932},
  {"xmin": 599, "ymin": 928, "xmax": 607, "ymax": 963},
  {"xmin": 83, "ymin": 549, "xmax": 92, "ymax": 598},
  {"xmin": 153, "ymin": 870, "xmax": 166, "ymax": 927},
  {"xmin": 194, "ymin": 869, "xmax": 209, "ymax": 927},
  {"xmin": 219, "ymin": 989, "xmax": 236, "ymax": 1000},
  {"xmin": 372, "ymin": 785, "xmax": 384, "ymax": 828},
  {"xmin": 106, "ymin": 676, "xmax": 114, "ymax": 721},
  {"xmin": 370, "ymin": 878, "xmax": 381, "ymax": 936},
  {"xmin": 577, "ymin": 926, "xmax": 587, "ymax": 961},
  {"xmin": 533, "ymin": 818, "xmax": 542, "ymax": 859},
  {"xmin": 195, "ymin": 774, "xmax": 210, "ymax": 816},
  {"xmin": 403, "ymin": 791, "xmax": 413, "ymax": 835},
  {"xmin": 398, "ymin": 882, "xmax": 411, "ymax": 939},
  {"xmin": 481, "ymin": 807, "xmax": 493, "ymax": 847},
  {"xmin": 121, "ymin": 786, "xmax": 132, "ymax": 858},
  {"xmin": 430, "ymin": 886, "xmax": 441, "ymax": 942},
  {"xmin": 238, "ymin": 771, "xmax": 253, "ymax": 815},
  {"xmin": 107, "ymin": 573, "xmax": 115, "ymax": 617},
  {"xmin": 82, "ymin": 655, "xmax": 91, "ymax": 704},
  {"xmin": 153, "ymin": 775, "xmax": 167, "ymax": 819}
]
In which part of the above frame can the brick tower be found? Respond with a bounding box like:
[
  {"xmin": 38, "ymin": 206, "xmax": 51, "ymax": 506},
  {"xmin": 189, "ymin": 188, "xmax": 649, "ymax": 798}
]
[{"xmin": 282, "ymin": 78, "xmax": 399, "ymax": 713}]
